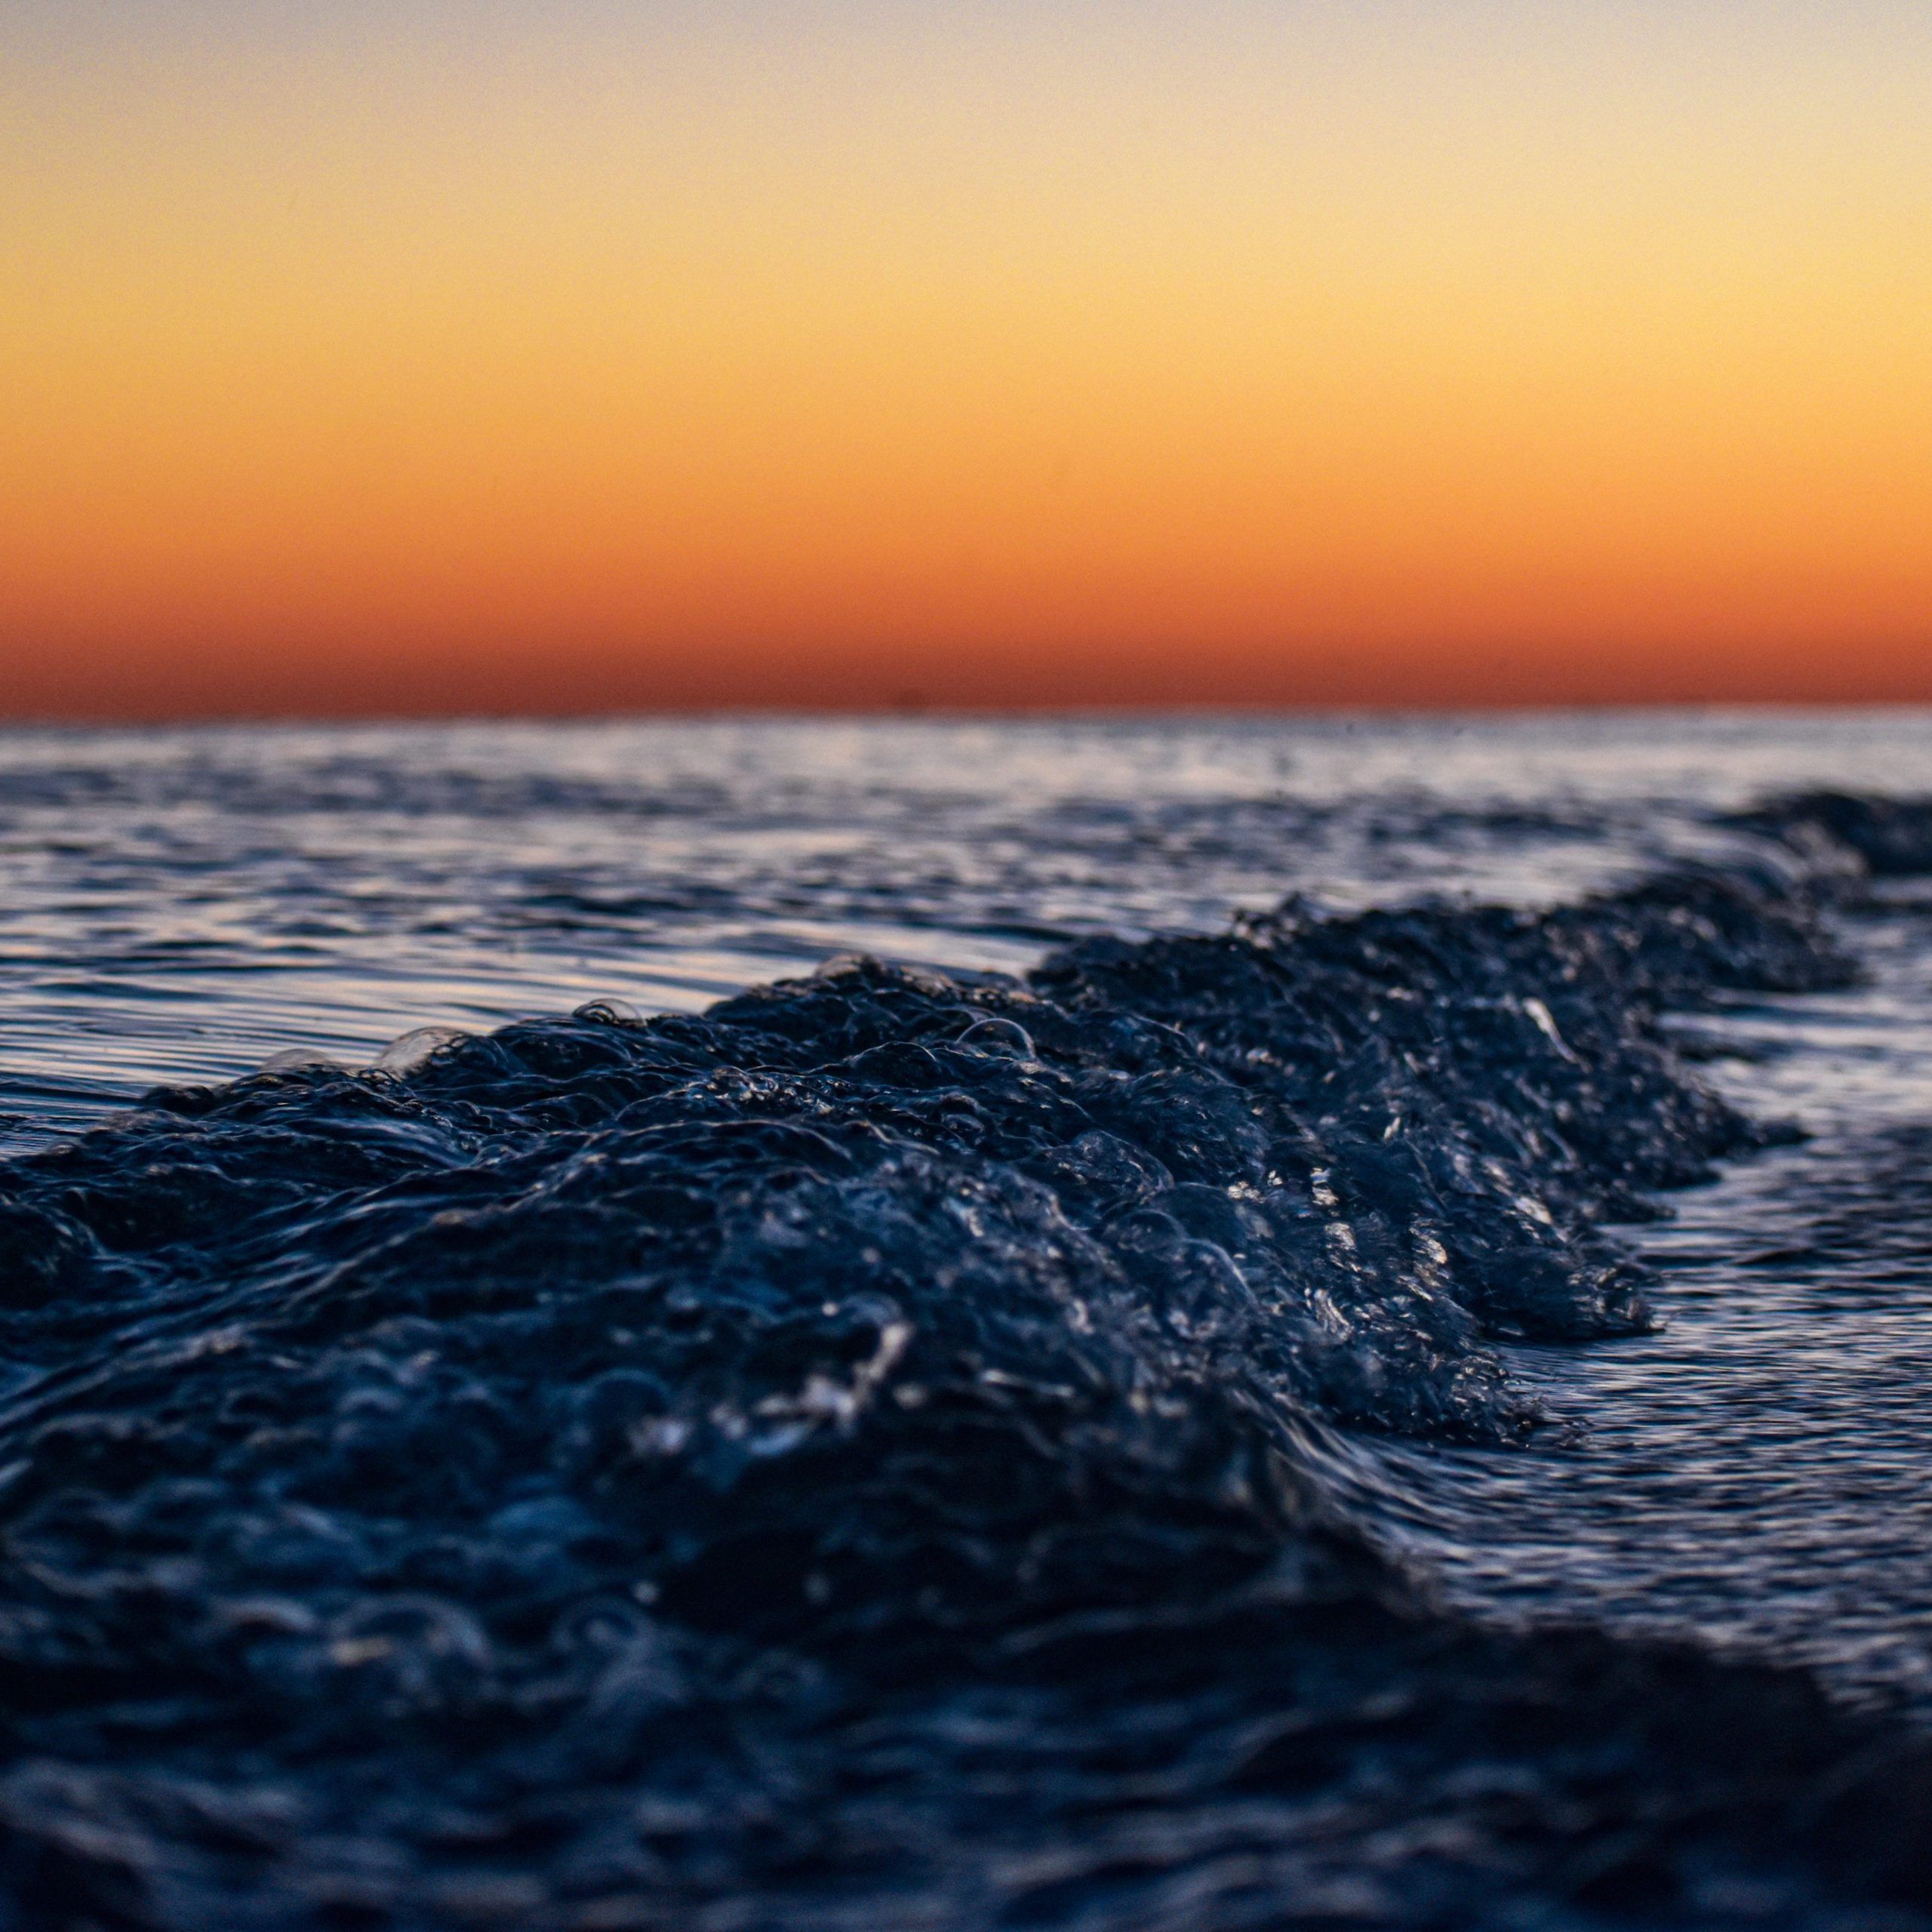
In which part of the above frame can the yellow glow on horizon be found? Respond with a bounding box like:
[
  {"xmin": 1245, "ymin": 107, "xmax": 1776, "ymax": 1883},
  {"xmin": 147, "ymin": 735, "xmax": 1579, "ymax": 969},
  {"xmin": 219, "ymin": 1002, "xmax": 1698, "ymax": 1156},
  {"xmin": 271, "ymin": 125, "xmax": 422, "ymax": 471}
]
[{"xmin": 4, "ymin": 3, "xmax": 1930, "ymax": 709}]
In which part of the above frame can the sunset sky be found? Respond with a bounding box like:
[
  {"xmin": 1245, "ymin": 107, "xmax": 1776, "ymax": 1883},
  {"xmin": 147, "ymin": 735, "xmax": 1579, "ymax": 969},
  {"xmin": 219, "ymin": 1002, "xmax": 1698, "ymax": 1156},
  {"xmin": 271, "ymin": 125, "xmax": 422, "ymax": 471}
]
[{"xmin": 4, "ymin": 1, "xmax": 1930, "ymax": 715}]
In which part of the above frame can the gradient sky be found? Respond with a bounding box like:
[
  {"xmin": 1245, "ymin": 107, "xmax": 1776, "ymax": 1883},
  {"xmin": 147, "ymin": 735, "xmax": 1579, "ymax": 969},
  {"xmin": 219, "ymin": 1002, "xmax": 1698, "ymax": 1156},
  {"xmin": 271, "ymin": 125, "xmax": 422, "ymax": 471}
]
[{"xmin": 4, "ymin": 1, "xmax": 1930, "ymax": 714}]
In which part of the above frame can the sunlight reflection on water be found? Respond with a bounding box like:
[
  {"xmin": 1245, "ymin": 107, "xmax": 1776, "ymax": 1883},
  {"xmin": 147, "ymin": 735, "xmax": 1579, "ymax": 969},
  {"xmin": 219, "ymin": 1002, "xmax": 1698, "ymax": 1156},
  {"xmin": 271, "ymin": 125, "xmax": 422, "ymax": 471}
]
[{"xmin": 5, "ymin": 710, "xmax": 1929, "ymax": 1146}]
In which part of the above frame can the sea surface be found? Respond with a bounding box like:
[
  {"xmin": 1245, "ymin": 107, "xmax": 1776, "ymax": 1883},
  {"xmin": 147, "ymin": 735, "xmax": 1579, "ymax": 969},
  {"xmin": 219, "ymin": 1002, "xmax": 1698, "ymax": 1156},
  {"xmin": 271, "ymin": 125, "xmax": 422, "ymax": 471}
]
[{"xmin": 5, "ymin": 711, "xmax": 1932, "ymax": 1928}]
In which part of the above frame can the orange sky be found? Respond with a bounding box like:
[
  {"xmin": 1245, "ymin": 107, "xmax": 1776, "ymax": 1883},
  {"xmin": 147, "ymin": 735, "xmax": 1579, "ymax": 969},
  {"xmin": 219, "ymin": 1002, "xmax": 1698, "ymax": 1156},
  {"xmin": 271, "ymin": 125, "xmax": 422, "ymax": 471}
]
[{"xmin": 4, "ymin": 2, "xmax": 1930, "ymax": 715}]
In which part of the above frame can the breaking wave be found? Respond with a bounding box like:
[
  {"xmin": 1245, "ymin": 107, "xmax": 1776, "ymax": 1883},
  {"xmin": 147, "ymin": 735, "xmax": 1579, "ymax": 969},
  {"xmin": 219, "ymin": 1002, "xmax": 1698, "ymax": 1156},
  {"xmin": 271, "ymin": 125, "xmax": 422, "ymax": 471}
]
[{"xmin": 2, "ymin": 797, "xmax": 1931, "ymax": 1925}]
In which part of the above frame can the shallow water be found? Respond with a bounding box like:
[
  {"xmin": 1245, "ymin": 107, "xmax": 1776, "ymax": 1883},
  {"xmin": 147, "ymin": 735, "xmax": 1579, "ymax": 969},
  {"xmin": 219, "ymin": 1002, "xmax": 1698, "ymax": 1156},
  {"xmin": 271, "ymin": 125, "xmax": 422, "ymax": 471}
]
[{"xmin": 6, "ymin": 709, "xmax": 1932, "ymax": 1927}]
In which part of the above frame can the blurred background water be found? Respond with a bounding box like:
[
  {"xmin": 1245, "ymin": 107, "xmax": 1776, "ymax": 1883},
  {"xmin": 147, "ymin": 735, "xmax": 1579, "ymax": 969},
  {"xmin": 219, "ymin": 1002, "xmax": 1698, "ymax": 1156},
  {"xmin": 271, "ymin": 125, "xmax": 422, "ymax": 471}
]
[{"xmin": 3, "ymin": 709, "xmax": 1927, "ymax": 1146}]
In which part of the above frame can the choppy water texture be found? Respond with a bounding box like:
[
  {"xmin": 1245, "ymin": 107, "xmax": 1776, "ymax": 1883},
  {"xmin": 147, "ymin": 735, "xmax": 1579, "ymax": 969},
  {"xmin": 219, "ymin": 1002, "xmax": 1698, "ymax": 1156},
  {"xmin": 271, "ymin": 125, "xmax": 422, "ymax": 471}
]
[{"xmin": 5, "ymin": 714, "xmax": 1932, "ymax": 1930}]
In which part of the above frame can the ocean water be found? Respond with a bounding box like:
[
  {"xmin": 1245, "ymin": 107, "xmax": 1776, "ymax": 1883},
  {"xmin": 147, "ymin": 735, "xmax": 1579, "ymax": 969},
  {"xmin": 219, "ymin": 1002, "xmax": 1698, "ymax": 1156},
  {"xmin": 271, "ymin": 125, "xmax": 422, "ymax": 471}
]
[{"xmin": 5, "ymin": 711, "xmax": 1932, "ymax": 1927}]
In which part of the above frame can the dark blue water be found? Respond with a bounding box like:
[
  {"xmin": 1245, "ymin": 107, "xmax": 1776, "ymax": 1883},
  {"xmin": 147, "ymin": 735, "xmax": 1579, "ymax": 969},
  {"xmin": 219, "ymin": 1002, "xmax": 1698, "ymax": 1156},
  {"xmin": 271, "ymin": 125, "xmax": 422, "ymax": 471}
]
[{"xmin": 5, "ymin": 714, "xmax": 1932, "ymax": 1928}]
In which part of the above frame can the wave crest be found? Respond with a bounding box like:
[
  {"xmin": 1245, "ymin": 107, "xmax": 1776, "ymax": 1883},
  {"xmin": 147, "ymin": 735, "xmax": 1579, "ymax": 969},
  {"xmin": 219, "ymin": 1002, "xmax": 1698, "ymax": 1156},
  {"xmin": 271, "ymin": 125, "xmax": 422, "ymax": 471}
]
[{"xmin": 4, "ymin": 838, "xmax": 1931, "ymax": 1925}]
